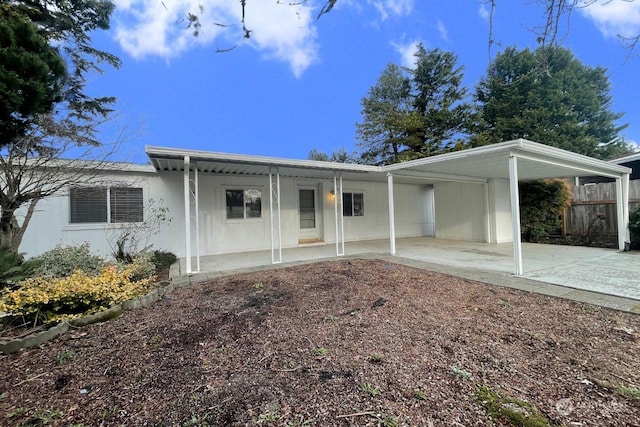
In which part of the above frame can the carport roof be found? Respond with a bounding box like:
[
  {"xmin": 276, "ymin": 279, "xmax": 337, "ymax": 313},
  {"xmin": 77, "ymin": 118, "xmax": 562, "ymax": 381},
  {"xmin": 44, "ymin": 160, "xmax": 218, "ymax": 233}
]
[{"xmin": 145, "ymin": 139, "xmax": 631, "ymax": 182}]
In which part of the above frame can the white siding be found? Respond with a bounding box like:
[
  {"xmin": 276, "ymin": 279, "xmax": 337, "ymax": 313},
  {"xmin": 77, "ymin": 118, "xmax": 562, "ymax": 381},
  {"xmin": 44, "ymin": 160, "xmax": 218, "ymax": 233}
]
[
  {"xmin": 434, "ymin": 182, "xmax": 486, "ymax": 241},
  {"xmin": 488, "ymin": 178, "xmax": 513, "ymax": 243},
  {"xmin": 19, "ymin": 168, "xmax": 511, "ymax": 259}
]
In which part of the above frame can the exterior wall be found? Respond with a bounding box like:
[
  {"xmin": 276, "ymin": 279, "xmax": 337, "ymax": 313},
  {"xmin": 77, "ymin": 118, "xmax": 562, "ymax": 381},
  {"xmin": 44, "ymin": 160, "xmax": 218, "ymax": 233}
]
[
  {"xmin": 433, "ymin": 181, "xmax": 487, "ymax": 242},
  {"xmin": 19, "ymin": 170, "xmax": 180, "ymax": 259},
  {"xmin": 192, "ymin": 174, "xmax": 430, "ymax": 256},
  {"xmin": 19, "ymin": 168, "xmax": 513, "ymax": 259},
  {"xmin": 488, "ymin": 178, "xmax": 513, "ymax": 243}
]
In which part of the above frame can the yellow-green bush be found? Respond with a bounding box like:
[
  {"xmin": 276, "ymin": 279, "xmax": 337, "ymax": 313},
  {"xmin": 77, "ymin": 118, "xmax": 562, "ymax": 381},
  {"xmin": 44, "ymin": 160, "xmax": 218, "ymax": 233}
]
[{"xmin": 0, "ymin": 265, "xmax": 155, "ymax": 325}]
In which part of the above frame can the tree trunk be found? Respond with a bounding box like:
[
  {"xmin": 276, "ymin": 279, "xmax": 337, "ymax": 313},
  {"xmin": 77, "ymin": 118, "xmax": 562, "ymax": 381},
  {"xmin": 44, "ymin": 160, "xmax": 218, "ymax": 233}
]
[{"xmin": 0, "ymin": 199, "xmax": 38, "ymax": 255}]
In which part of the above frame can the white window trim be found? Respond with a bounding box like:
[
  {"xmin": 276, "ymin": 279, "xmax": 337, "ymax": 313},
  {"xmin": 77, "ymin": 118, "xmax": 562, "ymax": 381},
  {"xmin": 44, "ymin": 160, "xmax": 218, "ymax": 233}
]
[
  {"xmin": 342, "ymin": 190, "xmax": 366, "ymax": 218},
  {"xmin": 222, "ymin": 185, "xmax": 265, "ymax": 223},
  {"xmin": 66, "ymin": 185, "xmax": 147, "ymax": 227}
]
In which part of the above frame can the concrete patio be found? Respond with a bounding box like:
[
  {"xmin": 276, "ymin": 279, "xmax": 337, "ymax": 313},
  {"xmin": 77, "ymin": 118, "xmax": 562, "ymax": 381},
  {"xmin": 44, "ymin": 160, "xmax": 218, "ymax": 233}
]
[{"xmin": 175, "ymin": 237, "xmax": 640, "ymax": 304}]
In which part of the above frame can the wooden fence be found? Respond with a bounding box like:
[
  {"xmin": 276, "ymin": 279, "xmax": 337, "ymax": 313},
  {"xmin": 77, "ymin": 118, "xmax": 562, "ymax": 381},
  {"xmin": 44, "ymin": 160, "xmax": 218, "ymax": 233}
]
[{"xmin": 563, "ymin": 180, "xmax": 640, "ymax": 236}]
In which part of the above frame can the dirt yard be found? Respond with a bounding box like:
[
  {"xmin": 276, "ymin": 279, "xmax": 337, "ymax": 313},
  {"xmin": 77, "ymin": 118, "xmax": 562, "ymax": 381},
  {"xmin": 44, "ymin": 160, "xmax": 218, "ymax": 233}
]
[{"xmin": 1, "ymin": 259, "xmax": 639, "ymax": 426}]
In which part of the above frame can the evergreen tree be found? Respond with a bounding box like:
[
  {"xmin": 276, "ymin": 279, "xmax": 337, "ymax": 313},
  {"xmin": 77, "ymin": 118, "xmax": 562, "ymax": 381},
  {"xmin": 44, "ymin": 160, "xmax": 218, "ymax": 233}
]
[
  {"xmin": 355, "ymin": 63, "xmax": 422, "ymax": 165},
  {"xmin": 474, "ymin": 46, "xmax": 630, "ymax": 159},
  {"xmin": 407, "ymin": 44, "xmax": 473, "ymax": 157}
]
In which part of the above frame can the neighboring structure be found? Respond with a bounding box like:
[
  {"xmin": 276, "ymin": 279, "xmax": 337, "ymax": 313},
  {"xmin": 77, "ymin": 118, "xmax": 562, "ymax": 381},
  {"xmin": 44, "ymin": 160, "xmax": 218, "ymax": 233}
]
[
  {"xmin": 580, "ymin": 152, "xmax": 640, "ymax": 184},
  {"xmin": 20, "ymin": 139, "xmax": 631, "ymax": 276}
]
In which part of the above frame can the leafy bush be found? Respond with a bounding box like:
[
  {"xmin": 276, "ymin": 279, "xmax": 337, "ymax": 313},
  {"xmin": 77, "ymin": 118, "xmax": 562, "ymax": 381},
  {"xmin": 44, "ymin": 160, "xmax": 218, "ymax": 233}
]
[
  {"xmin": 118, "ymin": 252, "xmax": 157, "ymax": 282},
  {"xmin": 630, "ymin": 205, "xmax": 640, "ymax": 248},
  {"xmin": 151, "ymin": 250, "xmax": 177, "ymax": 269},
  {"xmin": 519, "ymin": 179, "xmax": 572, "ymax": 243},
  {"xmin": 0, "ymin": 250, "xmax": 38, "ymax": 289},
  {"xmin": 0, "ymin": 265, "xmax": 154, "ymax": 326},
  {"xmin": 30, "ymin": 243, "xmax": 105, "ymax": 279}
]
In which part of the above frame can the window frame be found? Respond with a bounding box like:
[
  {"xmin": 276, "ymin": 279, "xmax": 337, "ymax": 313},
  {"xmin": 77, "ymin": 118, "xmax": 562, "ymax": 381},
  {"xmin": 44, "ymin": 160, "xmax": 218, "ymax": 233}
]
[
  {"xmin": 223, "ymin": 186, "xmax": 264, "ymax": 222},
  {"xmin": 342, "ymin": 191, "xmax": 365, "ymax": 217},
  {"xmin": 68, "ymin": 185, "xmax": 146, "ymax": 225}
]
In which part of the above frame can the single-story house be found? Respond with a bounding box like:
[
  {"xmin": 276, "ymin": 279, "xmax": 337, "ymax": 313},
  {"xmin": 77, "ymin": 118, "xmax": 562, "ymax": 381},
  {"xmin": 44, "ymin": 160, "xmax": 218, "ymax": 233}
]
[{"xmin": 20, "ymin": 139, "xmax": 632, "ymax": 276}]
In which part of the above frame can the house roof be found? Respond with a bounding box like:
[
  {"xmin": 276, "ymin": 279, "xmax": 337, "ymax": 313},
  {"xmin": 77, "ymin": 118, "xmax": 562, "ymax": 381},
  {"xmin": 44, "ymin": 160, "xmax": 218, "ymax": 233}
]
[
  {"xmin": 610, "ymin": 151, "xmax": 640, "ymax": 164},
  {"xmin": 145, "ymin": 139, "xmax": 631, "ymax": 184}
]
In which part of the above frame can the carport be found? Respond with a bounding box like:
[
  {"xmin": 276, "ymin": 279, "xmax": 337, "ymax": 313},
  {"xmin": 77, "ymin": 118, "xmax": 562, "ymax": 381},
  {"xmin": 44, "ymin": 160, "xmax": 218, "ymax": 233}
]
[{"xmin": 382, "ymin": 139, "xmax": 632, "ymax": 274}]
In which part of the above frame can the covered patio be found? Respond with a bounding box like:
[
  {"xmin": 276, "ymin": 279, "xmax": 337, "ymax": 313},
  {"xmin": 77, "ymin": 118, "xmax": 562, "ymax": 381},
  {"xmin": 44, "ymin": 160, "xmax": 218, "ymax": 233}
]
[
  {"xmin": 175, "ymin": 237, "xmax": 640, "ymax": 301},
  {"xmin": 148, "ymin": 139, "xmax": 633, "ymax": 285}
]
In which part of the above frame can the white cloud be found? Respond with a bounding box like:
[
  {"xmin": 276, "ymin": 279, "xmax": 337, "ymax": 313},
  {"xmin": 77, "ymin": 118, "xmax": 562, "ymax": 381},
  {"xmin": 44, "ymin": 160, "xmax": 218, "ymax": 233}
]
[
  {"xmin": 436, "ymin": 19, "xmax": 448, "ymax": 41},
  {"xmin": 112, "ymin": 0, "xmax": 319, "ymax": 77},
  {"xmin": 478, "ymin": 2, "xmax": 490, "ymax": 22},
  {"xmin": 368, "ymin": 0, "xmax": 414, "ymax": 21},
  {"xmin": 578, "ymin": 0, "xmax": 640, "ymax": 39},
  {"xmin": 392, "ymin": 39, "xmax": 421, "ymax": 68}
]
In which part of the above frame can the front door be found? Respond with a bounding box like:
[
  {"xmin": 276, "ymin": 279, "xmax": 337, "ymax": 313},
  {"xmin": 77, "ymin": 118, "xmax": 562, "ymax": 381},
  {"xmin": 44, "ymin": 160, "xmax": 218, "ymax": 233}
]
[{"xmin": 298, "ymin": 187, "xmax": 320, "ymax": 243}]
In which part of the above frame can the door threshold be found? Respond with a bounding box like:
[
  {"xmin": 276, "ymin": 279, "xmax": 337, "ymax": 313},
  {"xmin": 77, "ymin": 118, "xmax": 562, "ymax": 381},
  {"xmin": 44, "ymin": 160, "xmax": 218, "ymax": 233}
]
[{"xmin": 298, "ymin": 238, "xmax": 325, "ymax": 246}]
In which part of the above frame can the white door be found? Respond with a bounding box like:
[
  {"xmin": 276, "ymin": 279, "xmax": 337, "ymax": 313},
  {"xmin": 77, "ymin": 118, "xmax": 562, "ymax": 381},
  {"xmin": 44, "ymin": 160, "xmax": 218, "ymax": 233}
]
[
  {"xmin": 298, "ymin": 187, "xmax": 320, "ymax": 242},
  {"xmin": 421, "ymin": 185, "xmax": 435, "ymax": 236}
]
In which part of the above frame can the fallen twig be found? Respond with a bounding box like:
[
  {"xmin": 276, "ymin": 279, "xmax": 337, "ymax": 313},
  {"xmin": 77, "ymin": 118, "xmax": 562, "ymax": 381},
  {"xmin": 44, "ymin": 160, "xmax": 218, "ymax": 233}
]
[
  {"xmin": 336, "ymin": 411, "xmax": 376, "ymax": 419},
  {"xmin": 14, "ymin": 372, "xmax": 47, "ymax": 387}
]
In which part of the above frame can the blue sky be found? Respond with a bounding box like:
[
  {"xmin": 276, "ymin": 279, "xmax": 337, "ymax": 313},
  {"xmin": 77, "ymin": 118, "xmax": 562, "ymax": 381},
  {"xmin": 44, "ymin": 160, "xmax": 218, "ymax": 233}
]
[{"xmin": 87, "ymin": 0, "xmax": 640, "ymax": 164}]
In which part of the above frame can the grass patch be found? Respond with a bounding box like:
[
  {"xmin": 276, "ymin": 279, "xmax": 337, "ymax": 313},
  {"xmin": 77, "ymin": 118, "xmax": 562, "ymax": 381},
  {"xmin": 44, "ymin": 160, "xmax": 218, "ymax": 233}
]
[
  {"xmin": 615, "ymin": 384, "xmax": 640, "ymax": 400},
  {"xmin": 476, "ymin": 385, "xmax": 557, "ymax": 427},
  {"xmin": 359, "ymin": 382, "xmax": 381, "ymax": 398}
]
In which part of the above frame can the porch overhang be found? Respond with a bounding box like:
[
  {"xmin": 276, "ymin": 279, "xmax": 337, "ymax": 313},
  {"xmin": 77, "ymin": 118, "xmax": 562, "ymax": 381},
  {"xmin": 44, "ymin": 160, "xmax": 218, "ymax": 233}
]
[{"xmin": 145, "ymin": 139, "xmax": 632, "ymax": 276}]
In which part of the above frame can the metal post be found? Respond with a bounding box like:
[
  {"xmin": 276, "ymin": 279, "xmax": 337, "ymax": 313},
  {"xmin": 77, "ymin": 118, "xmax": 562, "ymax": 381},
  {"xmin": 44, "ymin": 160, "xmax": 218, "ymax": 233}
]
[
  {"xmin": 509, "ymin": 156, "xmax": 523, "ymax": 275},
  {"xmin": 334, "ymin": 173, "xmax": 345, "ymax": 256},
  {"xmin": 387, "ymin": 173, "xmax": 396, "ymax": 255},
  {"xmin": 183, "ymin": 156, "xmax": 191, "ymax": 275},
  {"xmin": 269, "ymin": 168, "xmax": 282, "ymax": 264},
  {"xmin": 193, "ymin": 163, "xmax": 200, "ymax": 273}
]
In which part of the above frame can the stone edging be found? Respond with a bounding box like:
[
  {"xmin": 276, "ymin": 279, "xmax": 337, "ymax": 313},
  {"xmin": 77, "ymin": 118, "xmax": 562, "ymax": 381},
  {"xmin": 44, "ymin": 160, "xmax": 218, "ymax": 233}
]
[{"xmin": 0, "ymin": 276, "xmax": 192, "ymax": 355}]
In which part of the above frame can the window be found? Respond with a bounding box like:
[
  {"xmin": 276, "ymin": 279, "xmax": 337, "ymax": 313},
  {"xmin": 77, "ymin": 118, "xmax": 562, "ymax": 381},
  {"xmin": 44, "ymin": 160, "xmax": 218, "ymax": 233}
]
[
  {"xmin": 226, "ymin": 189, "xmax": 262, "ymax": 219},
  {"xmin": 70, "ymin": 187, "xmax": 107, "ymax": 223},
  {"xmin": 110, "ymin": 187, "xmax": 144, "ymax": 223},
  {"xmin": 343, "ymin": 192, "xmax": 364, "ymax": 217},
  {"xmin": 70, "ymin": 186, "xmax": 144, "ymax": 224}
]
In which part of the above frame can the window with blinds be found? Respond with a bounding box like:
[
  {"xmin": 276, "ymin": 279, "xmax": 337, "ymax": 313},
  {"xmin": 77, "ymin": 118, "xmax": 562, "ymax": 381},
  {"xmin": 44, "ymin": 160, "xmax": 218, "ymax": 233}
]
[
  {"xmin": 69, "ymin": 186, "xmax": 144, "ymax": 224},
  {"xmin": 70, "ymin": 187, "xmax": 108, "ymax": 223},
  {"xmin": 110, "ymin": 187, "xmax": 144, "ymax": 223}
]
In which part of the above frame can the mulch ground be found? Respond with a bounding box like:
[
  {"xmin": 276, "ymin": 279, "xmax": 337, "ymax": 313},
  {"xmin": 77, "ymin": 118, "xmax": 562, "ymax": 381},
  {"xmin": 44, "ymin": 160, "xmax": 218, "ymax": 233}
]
[{"xmin": 1, "ymin": 259, "xmax": 639, "ymax": 426}]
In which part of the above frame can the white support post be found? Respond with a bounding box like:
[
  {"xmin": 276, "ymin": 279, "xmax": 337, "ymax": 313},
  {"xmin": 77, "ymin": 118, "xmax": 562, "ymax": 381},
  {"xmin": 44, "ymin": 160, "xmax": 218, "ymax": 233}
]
[
  {"xmin": 616, "ymin": 175, "xmax": 630, "ymax": 250},
  {"xmin": 183, "ymin": 156, "xmax": 192, "ymax": 275},
  {"xmin": 483, "ymin": 182, "xmax": 491, "ymax": 243},
  {"xmin": 623, "ymin": 173, "xmax": 630, "ymax": 246},
  {"xmin": 193, "ymin": 164, "xmax": 200, "ymax": 273},
  {"xmin": 269, "ymin": 168, "xmax": 282, "ymax": 264},
  {"xmin": 334, "ymin": 173, "xmax": 345, "ymax": 256},
  {"xmin": 387, "ymin": 173, "xmax": 396, "ymax": 255},
  {"xmin": 509, "ymin": 156, "xmax": 523, "ymax": 275}
]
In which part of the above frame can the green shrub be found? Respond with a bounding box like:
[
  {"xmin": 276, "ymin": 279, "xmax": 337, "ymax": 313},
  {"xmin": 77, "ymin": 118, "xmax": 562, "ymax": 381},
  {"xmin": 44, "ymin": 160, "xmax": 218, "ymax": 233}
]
[
  {"xmin": 519, "ymin": 179, "xmax": 572, "ymax": 243},
  {"xmin": 30, "ymin": 243, "xmax": 105, "ymax": 279},
  {"xmin": 151, "ymin": 250, "xmax": 177, "ymax": 269},
  {"xmin": 630, "ymin": 205, "xmax": 640, "ymax": 248},
  {"xmin": 0, "ymin": 250, "xmax": 38, "ymax": 289},
  {"xmin": 119, "ymin": 252, "xmax": 157, "ymax": 282},
  {"xmin": 0, "ymin": 265, "xmax": 154, "ymax": 326}
]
